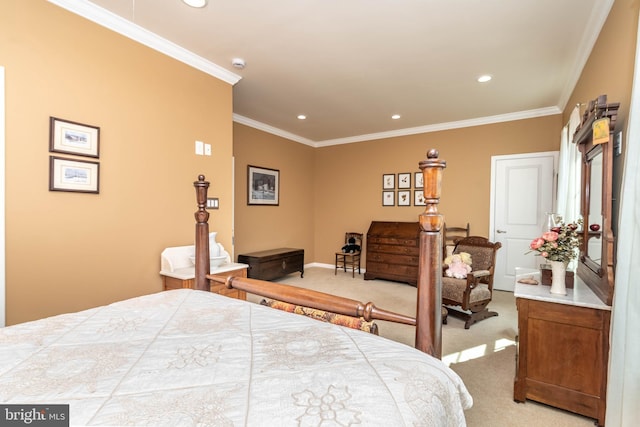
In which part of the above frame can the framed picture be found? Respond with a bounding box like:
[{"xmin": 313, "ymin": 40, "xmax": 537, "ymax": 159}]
[
  {"xmin": 414, "ymin": 190, "xmax": 426, "ymax": 206},
  {"xmin": 414, "ymin": 171, "xmax": 424, "ymax": 189},
  {"xmin": 382, "ymin": 174, "xmax": 395, "ymax": 189},
  {"xmin": 398, "ymin": 172, "xmax": 411, "ymax": 189},
  {"xmin": 382, "ymin": 191, "xmax": 395, "ymax": 206},
  {"xmin": 248, "ymin": 165, "xmax": 279, "ymax": 205},
  {"xmin": 398, "ymin": 190, "xmax": 411, "ymax": 206},
  {"xmin": 49, "ymin": 156, "xmax": 99, "ymax": 193},
  {"xmin": 49, "ymin": 117, "xmax": 100, "ymax": 158}
]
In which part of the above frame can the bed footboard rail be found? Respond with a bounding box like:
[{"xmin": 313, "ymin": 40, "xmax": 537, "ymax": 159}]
[
  {"xmin": 194, "ymin": 149, "xmax": 445, "ymax": 357},
  {"xmin": 208, "ymin": 275, "xmax": 416, "ymax": 325}
]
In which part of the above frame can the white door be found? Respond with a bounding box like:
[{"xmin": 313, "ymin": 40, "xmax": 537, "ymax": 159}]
[{"xmin": 490, "ymin": 152, "xmax": 558, "ymax": 291}]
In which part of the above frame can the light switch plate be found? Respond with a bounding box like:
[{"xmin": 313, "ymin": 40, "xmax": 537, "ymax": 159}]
[
  {"xmin": 204, "ymin": 144, "xmax": 211, "ymax": 156},
  {"xmin": 195, "ymin": 140, "xmax": 204, "ymax": 155},
  {"xmin": 206, "ymin": 198, "xmax": 219, "ymax": 209}
]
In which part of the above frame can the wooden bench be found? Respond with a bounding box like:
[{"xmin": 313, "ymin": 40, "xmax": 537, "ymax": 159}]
[{"xmin": 238, "ymin": 248, "xmax": 304, "ymax": 280}]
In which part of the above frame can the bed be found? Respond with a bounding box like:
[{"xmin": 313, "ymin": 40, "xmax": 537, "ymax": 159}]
[{"xmin": 0, "ymin": 149, "xmax": 472, "ymax": 426}]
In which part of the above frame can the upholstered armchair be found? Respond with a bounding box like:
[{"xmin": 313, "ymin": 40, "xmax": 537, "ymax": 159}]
[
  {"xmin": 442, "ymin": 236, "xmax": 502, "ymax": 329},
  {"xmin": 443, "ymin": 223, "xmax": 470, "ymax": 258}
]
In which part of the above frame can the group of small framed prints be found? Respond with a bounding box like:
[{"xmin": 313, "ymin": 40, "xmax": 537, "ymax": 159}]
[
  {"xmin": 49, "ymin": 117, "xmax": 100, "ymax": 194},
  {"xmin": 382, "ymin": 172, "xmax": 426, "ymax": 206}
]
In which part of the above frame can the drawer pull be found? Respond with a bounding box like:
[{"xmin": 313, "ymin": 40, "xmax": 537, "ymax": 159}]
[{"xmin": 282, "ymin": 260, "xmax": 286, "ymax": 270}]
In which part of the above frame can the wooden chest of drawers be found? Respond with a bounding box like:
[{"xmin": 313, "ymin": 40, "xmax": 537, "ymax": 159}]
[
  {"xmin": 514, "ymin": 296, "xmax": 610, "ymax": 425},
  {"xmin": 238, "ymin": 248, "xmax": 304, "ymax": 281},
  {"xmin": 364, "ymin": 221, "xmax": 420, "ymax": 285}
]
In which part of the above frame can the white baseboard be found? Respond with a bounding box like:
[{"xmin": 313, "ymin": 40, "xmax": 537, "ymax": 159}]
[{"xmin": 304, "ymin": 262, "xmax": 366, "ymax": 273}]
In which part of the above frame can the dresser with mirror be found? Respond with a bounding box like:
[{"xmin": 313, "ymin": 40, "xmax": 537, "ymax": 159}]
[{"xmin": 513, "ymin": 95, "xmax": 617, "ymax": 426}]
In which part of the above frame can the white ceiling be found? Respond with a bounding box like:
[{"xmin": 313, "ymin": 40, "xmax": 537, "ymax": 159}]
[{"xmin": 52, "ymin": 0, "xmax": 613, "ymax": 146}]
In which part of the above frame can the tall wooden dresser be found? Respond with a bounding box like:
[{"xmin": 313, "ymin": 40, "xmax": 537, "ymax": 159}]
[
  {"xmin": 364, "ymin": 221, "xmax": 420, "ymax": 285},
  {"xmin": 513, "ymin": 270, "xmax": 610, "ymax": 425},
  {"xmin": 512, "ymin": 96, "xmax": 618, "ymax": 426}
]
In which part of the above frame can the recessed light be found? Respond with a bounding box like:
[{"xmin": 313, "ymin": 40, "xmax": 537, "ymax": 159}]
[
  {"xmin": 182, "ymin": 0, "xmax": 208, "ymax": 8},
  {"xmin": 477, "ymin": 75, "xmax": 492, "ymax": 83},
  {"xmin": 391, "ymin": 114, "xmax": 401, "ymax": 120},
  {"xmin": 297, "ymin": 115, "xmax": 307, "ymax": 120}
]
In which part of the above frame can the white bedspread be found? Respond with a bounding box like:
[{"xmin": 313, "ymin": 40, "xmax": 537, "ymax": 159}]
[{"xmin": 0, "ymin": 289, "xmax": 472, "ymax": 426}]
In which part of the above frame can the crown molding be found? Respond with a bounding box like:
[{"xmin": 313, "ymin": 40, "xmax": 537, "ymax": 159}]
[
  {"xmin": 47, "ymin": 0, "xmax": 241, "ymax": 85},
  {"xmin": 233, "ymin": 114, "xmax": 316, "ymax": 147},
  {"xmin": 235, "ymin": 106, "xmax": 560, "ymax": 148},
  {"xmin": 49, "ymin": 1, "xmax": 569, "ymax": 148},
  {"xmin": 314, "ymin": 107, "xmax": 562, "ymax": 147},
  {"xmin": 557, "ymin": 0, "xmax": 614, "ymax": 111},
  {"xmin": 558, "ymin": 0, "xmax": 615, "ymax": 111}
]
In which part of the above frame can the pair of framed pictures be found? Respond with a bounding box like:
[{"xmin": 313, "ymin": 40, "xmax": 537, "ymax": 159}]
[
  {"xmin": 382, "ymin": 171, "xmax": 425, "ymax": 206},
  {"xmin": 49, "ymin": 117, "xmax": 100, "ymax": 194}
]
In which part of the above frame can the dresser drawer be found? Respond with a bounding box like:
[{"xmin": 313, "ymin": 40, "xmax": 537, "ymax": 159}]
[
  {"xmin": 368, "ymin": 237, "xmax": 419, "ymax": 247},
  {"xmin": 367, "ymin": 251, "xmax": 419, "ymax": 265}
]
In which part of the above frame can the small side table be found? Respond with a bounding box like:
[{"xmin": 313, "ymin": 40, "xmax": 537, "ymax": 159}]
[{"xmin": 161, "ymin": 263, "xmax": 249, "ymax": 300}]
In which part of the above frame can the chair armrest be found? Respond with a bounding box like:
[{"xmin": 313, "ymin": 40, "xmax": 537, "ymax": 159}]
[
  {"xmin": 465, "ymin": 270, "xmax": 492, "ymax": 289},
  {"xmin": 471, "ymin": 270, "xmax": 490, "ymax": 278}
]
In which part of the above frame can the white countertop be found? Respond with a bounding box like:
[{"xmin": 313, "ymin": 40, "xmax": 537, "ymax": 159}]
[
  {"xmin": 513, "ymin": 267, "xmax": 611, "ymax": 311},
  {"xmin": 160, "ymin": 262, "xmax": 248, "ymax": 280}
]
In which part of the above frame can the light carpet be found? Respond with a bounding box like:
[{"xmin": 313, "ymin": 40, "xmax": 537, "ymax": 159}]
[{"xmin": 249, "ymin": 267, "xmax": 596, "ymax": 427}]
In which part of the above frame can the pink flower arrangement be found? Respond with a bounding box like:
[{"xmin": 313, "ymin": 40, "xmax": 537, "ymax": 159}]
[{"xmin": 527, "ymin": 219, "xmax": 582, "ymax": 263}]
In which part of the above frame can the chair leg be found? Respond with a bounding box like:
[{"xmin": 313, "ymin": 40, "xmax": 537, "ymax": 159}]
[
  {"xmin": 464, "ymin": 309, "xmax": 498, "ymax": 329},
  {"xmin": 443, "ymin": 307, "xmax": 498, "ymax": 329}
]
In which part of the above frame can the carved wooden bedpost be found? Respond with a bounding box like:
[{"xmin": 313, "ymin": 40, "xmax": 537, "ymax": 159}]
[
  {"xmin": 416, "ymin": 149, "xmax": 446, "ymax": 358},
  {"xmin": 194, "ymin": 175, "xmax": 211, "ymax": 291}
]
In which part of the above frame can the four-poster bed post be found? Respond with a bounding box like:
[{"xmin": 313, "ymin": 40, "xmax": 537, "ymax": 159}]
[
  {"xmin": 193, "ymin": 175, "xmax": 211, "ymax": 292},
  {"xmin": 416, "ymin": 149, "xmax": 445, "ymax": 357},
  {"xmin": 193, "ymin": 150, "xmax": 446, "ymax": 357}
]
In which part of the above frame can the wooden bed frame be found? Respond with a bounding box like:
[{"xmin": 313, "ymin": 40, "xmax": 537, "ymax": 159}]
[{"xmin": 193, "ymin": 149, "xmax": 446, "ymax": 357}]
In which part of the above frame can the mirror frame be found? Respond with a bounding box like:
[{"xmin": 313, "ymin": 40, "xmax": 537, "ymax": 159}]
[
  {"xmin": 582, "ymin": 145, "xmax": 604, "ymax": 274},
  {"xmin": 573, "ymin": 95, "xmax": 618, "ymax": 305}
]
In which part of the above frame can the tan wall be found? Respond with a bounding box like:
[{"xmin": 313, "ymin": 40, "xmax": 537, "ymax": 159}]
[
  {"xmin": 563, "ymin": 0, "xmax": 638, "ymax": 234},
  {"xmin": 2, "ymin": 1, "xmax": 234, "ymax": 324},
  {"xmin": 312, "ymin": 116, "xmax": 562, "ymax": 265},
  {"xmin": 234, "ymin": 117, "xmax": 561, "ymax": 267},
  {"xmin": 233, "ymin": 124, "xmax": 316, "ymax": 260}
]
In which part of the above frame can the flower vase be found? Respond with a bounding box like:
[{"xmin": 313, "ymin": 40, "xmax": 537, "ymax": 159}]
[
  {"xmin": 543, "ymin": 212, "xmax": 561, "ymax": 233},
  {"xmin": 549, "ymin": 260, "xmax": 568, "ymax": 295}
]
